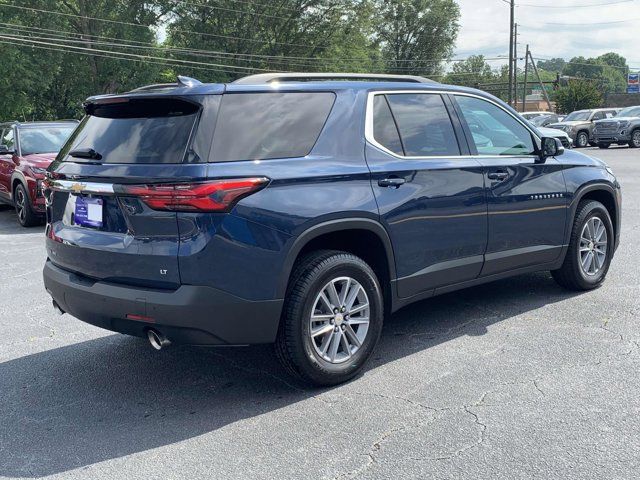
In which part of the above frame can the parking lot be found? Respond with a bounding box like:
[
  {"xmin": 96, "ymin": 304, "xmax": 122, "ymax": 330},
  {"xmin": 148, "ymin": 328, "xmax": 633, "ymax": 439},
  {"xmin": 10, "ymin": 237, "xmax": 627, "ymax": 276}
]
[{"xmin": 0, "ymin": 146, "xmax": 638, "ymax": 479}]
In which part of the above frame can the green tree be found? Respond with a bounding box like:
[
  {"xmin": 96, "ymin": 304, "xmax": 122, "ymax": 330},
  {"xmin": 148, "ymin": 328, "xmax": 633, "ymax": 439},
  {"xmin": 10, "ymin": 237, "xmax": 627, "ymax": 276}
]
[
  {"xmin": 0, "ymin": 0, "xmax": 172, "ymax": 120},
  {"xmin": 373, "ymin": 0, "xmax": 460, "ymax": 77},
  {"xmin": 563, "ymin": 53, "xmax": 627, "ymax": 95},
  {"xmin": 444, "ymin": 55, "xmax": 495, "ymax": 87},
  {"xmin": 555, "ymin": 79, "xmax": 602, "ymax": 113},
  {"xmin": 165, "ymin": 0, "xmax": 377, "ymax": 83},
  {"xmin": 537, "ymin": 58, "xmax": 565, "ymax": 73}
]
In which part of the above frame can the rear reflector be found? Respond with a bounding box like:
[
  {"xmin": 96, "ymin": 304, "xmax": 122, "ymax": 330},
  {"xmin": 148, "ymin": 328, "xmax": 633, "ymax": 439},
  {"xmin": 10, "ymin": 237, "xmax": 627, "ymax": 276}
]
[
  {"xmin": 116, "ymin": 177, "xmax": 269, "ymax": 212},
  {"xmin": 126, "ymin": 314, "xmax": 155, "ymax": 323}
]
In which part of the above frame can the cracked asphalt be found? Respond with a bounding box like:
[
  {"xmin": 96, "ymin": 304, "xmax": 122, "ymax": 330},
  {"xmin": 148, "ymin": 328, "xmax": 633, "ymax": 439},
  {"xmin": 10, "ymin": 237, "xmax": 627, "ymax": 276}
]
[{"xmin": 1, "ymin": 146, "xmax": 639, "ymax": 479}]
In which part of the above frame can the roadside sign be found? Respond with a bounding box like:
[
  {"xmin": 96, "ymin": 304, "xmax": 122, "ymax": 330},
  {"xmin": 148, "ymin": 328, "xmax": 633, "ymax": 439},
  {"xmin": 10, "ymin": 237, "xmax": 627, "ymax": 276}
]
[{"xmin": 629, "ymin": 73, "xmax": 639, "ymax": 93}]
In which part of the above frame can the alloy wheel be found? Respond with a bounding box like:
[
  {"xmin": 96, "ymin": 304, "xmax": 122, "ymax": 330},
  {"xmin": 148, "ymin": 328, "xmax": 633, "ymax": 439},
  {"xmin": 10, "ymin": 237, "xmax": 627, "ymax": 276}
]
[
  {"xmin": 309, "ymin": 276, "xmax": 370, "ymax": 364},
  {"xmin": 579, "ymin": 217, "xmax": 608, "ymax": 277},
  {"xmin": 632, "ymin": 130, "xmax": 640, "ymax": 148},
  {"xmin": 15, "ymin": 188, "xmax": 26, "ymax": 223},
  {"xmin": 577, "ymin": 132, "xmax": 588, "ymax": 148}
]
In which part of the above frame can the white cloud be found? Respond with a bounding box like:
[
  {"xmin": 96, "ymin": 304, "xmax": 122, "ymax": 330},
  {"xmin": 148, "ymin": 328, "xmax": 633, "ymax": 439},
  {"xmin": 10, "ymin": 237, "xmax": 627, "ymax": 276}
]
[{"xmin": 454, "ymin": 0, "xmax": 640, "ymax": 70}]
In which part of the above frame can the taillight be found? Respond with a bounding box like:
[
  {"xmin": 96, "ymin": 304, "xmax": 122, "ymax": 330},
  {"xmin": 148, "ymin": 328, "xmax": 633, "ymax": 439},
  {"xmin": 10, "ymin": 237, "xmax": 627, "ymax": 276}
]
[{"xmin": 116, "ymin": 177, "xmax": 269, "ymax": 212}]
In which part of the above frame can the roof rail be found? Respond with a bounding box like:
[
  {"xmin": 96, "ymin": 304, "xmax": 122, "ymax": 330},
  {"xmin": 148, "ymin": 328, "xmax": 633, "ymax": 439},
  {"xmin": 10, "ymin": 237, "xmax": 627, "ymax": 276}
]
[{"xmin": 232, "ymin": 72, "xmax": 437, "ymax": 85}]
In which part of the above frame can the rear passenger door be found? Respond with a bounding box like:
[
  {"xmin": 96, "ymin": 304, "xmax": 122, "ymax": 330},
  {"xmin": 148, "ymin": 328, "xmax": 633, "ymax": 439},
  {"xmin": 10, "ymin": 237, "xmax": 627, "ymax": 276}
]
[
  {"xmin": 452, "ymin": 94, "xmax": 567, "ymax": 276},
  {"xmin": 365, "ymin": 91, "xmax": 487, "ymax": 299}
]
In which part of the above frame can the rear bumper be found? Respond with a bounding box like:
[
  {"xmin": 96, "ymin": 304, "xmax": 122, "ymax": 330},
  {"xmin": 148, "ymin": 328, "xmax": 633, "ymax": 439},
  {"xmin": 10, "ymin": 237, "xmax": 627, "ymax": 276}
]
[{"xmin": 43, "ymin": 260, "xmax": 283, "ymax": 345}]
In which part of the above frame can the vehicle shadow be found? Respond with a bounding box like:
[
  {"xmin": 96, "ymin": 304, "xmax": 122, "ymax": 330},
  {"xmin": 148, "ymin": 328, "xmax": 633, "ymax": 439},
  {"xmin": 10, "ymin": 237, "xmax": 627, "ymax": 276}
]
[
  {"xmin": 0, "ymin": 271, "xmax": 579, "ymax": 477},
  {"xmin": 0, "ymin": 207, "xmax": 45, "ymax": 235}
]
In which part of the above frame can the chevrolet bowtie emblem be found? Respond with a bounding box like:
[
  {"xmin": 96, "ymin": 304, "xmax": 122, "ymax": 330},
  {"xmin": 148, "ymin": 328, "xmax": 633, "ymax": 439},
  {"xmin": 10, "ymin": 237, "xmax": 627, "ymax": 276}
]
[{"xmin": 70, "ymin": 183, "xmax": 86, "ymax": 194}]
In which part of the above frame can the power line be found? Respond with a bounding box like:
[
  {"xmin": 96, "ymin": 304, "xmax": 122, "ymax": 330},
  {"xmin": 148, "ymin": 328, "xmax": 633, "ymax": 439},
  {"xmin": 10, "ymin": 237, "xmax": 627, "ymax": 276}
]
[
  {"xmin": 0, "ymin": 39, "xmax": 251, "ymax": 76},
  {"xmin": 0, "ymin": 34, "xmax": 274, "ymax": 73},
  {"xmin": 517, "ymin": 0, "xmax": 634, "ymax": 7},
  {"xmin": 0, "ymin": 20, "xmax": 508, "ymax": 67},
  {"xmin": 0, "ymin": 3, "xmax": 333, "ymax": 50}
]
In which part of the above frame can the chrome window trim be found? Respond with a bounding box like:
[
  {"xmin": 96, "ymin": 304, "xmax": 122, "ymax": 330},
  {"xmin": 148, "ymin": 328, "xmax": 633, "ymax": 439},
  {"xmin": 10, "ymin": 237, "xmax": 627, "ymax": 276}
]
[{"xmin": 365, "ymin": 89, "xmax": 541, "ymax": 160}]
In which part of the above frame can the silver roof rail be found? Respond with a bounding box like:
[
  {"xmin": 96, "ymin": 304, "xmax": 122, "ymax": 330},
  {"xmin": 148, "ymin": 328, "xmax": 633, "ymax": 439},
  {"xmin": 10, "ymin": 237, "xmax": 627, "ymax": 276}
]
[{"xmin": 232, "ymin": 72, "xmax": 437, "ymax": 85}]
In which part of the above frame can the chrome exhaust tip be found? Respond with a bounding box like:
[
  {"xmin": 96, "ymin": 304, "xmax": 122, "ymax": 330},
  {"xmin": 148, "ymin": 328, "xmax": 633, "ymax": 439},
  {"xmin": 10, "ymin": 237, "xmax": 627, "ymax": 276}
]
[
  {"xmin": 52, "ymin": 300, "xmax": 65, "ymax": 316},
  {"xmin": 147, "ymin": 329, "xmax": 171, "ymax": 350}
]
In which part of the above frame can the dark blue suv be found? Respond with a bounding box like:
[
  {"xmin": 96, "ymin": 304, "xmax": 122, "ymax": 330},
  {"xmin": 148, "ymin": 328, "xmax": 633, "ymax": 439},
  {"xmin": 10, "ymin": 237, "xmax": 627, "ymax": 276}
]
[{"xmin": 43, "ymin": 74, "xmax": 621, "ymax": 386}]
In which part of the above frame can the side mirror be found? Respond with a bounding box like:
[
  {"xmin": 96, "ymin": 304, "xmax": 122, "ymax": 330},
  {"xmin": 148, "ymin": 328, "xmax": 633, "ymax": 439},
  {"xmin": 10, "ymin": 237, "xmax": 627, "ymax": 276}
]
[{"xmin": 538, "ymin": 137, "xmax": 564, "ymax": 163}]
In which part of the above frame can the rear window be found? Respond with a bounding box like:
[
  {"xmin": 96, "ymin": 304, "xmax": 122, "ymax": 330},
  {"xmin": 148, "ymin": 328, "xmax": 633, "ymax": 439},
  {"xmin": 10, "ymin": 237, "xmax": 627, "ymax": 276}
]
[
  {"xmin": 211, "ymin": 92, "xmax": 335, "ymax": 162},
  {"xmin": 61, "ymin": 98, "xmax": 199, "ymax": 164}
]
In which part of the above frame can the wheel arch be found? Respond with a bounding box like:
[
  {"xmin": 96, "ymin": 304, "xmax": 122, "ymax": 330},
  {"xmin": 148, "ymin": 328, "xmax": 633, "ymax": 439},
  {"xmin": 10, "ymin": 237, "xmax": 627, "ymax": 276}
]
[
  {"xmin": 278, "ymin": 219, "xmax": 397, "ymax": 309},
  {"xmin": 10, "ymin": 171, "xmax": 28, "ymax": 197},
  {"xmin": 570, "ymin": 182, "xmax": 619, "ymax": 247}
]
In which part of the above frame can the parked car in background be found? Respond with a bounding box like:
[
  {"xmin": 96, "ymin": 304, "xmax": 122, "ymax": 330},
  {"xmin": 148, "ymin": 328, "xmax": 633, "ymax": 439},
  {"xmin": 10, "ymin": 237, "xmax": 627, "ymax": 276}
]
[
  {"xmin": 0, "ymin": 121, "xmax": 78, "ymax": 226},
  {"xmin": 521, "ymin": 111, "xmax": 554, "ymax": 121},
  {"xmin": 538, "ymin": 126, "xmax": 572, "ymax": 148},
  {"xmin": 547, "ymin": 108, "xmax": 620, "ymax": 148},
  {"xmin": 531, "ymin": 113, "xmax": 561, "ymax": 127},
  {"xmin": 43, "ymin": 74, "xmax": 621, "ymax": 386},
  {"xmin": 593, "ymin": 105, "xmax": 640, "ymax": 149}
]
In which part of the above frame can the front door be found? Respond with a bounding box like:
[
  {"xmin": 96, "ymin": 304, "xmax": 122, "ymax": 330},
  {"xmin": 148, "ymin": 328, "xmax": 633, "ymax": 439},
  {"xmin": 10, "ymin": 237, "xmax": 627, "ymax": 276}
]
[
  {"xmin": 0, "ymin": 128, "xmax": 16, "ymax": 197},
  {"xmin": 365, "ymin": 91, "xmax": 487, "ymax": 299},
  {"xmin": 452, "ymin": 94, "xmax": 567, "ymax": 276}
]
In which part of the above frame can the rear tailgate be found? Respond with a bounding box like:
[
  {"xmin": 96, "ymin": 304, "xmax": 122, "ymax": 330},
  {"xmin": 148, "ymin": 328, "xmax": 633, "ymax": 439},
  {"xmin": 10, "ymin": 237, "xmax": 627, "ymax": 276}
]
[{"xmin": 45, "ymin": 95, "xmax": 215, "ymax": 289}]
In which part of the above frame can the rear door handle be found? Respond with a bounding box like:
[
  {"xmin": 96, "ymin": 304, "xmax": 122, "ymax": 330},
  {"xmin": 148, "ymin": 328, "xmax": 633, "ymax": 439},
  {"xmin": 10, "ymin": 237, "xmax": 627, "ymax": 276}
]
[
  {"xmin": 487, "ymin": 171, "xmax": 509, "ymax": 181},
  {"xmin": 378, "ymin": 177, "xmax": 406, "ymax": 188}
]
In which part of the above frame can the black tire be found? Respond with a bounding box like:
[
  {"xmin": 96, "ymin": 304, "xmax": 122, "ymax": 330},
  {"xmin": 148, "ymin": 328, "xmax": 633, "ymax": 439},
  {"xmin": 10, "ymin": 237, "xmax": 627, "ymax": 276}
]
[
  {"xmin": 275, "ymin": 250, "xmax": 384, "ymax": 386},
  {"xmin": 552, "ymin": 200, "xmax": 614, "ymax": 291},
  {"xmin": 14, "ymin": 183, "xmax": 40, "ymax": 227},
  {"xmin": 629, "ymin": 129, "xmax": 640, "ymax": 148},
  {"xmin": 575, "ymin": 131, "xmax": 589, "ymax": 148},
  {"xmin": 597, "ymin": 143, "xmax": 610, "ymax": 149}
]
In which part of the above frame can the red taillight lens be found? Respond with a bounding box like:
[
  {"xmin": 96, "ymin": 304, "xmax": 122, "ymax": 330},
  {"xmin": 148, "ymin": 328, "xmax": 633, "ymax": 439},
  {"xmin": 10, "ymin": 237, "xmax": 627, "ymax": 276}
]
[{"xmin": 116, "ymin": 177, "xmax": 269, "ymax": 212}]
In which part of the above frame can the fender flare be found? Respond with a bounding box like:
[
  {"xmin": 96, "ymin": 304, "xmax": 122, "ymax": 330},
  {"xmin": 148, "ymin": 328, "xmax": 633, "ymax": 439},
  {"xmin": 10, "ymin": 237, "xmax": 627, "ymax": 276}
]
[
  {"xmin": 276, "ymin": 218, "xmax": 397, "ymax": 298},
  {"xmin": 567, "ymin": 181, "xmax": 619, "ymax": 242}
]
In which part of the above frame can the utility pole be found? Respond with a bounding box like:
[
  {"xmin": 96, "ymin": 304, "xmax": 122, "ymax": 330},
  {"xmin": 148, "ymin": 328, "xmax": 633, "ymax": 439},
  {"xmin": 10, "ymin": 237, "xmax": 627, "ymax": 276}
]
[
  {"xmin": 513, "ymin": 23, "xmax": 518, "ymax": 108},
  {"xmin": 528, "ymin": 49, "xmax": 553, "ymax": 112},
  {"xmin": 508, "ymin": 0, "xmax": 515, "ymax": 105},
  {"xmin": 522, "ymin": 44, "xmax": 530, "ymax": 112}
]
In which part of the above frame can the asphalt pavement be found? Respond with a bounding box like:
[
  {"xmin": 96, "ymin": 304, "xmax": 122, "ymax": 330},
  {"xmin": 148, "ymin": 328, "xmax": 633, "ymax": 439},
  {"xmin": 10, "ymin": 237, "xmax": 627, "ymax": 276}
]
[{"xmin": 1, "ymin": 146, "xmax": 639, "ymax": 479}]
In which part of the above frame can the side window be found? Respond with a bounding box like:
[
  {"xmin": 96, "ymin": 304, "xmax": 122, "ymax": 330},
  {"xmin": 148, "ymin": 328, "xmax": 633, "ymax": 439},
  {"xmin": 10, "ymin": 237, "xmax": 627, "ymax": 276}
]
[
  {"xmin": 211, "ymin": 92, "xmax": 335, "ymax": 162},
  {"xmin": 592, "ymin": 111, "xmax": 605, "ymax": 121},
  {"xmin": 384, "ymin": 93, "xmax": 460, "ymax": 157},
  {"xmin": 372, "ymin": 95, "xmax": 403, "ymax": 155},
  {"xmin": 456, "ymin": 96, "xmax": 535, "ymax": 156},
  {"xmin": 605, "ymin": 111, "xmax": 616, "ymax": 118},
  {"xmin": 2, "ymin": 128, "xmax": 14, "ymax": 149}
]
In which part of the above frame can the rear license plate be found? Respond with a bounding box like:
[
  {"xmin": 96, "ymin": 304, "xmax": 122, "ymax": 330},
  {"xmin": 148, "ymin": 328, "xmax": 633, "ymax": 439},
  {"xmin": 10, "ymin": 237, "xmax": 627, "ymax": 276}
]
[{"xmin": 74, "ymin": 196, "xmax": 103, "ymax": 228}]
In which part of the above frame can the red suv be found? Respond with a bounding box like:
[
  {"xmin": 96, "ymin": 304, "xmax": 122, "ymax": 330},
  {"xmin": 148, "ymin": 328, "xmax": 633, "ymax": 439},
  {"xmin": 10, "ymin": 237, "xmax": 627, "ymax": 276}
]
[{"xmin": 0, "ymin": 121, "xmax": 77, "ymax": 226}]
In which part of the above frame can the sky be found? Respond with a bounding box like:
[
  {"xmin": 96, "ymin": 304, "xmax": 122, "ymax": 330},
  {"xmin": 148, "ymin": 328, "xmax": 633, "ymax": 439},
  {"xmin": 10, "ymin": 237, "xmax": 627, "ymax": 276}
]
[{"xmin": 453, "ymin": 0, "xmax": 640, "ymax": 70}]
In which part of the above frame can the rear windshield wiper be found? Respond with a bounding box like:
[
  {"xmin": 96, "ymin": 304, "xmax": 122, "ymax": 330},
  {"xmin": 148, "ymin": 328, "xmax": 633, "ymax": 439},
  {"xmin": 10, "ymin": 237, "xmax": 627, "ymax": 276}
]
[{"xmin": 68, "ymin": 148, "xmax": 103, "ymax": 160}]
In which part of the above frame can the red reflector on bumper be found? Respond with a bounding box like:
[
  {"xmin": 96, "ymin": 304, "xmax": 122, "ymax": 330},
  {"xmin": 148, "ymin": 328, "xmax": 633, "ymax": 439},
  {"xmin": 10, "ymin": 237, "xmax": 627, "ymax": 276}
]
[{"xmin": 126, "ymin": 314, "xmax": 155, "ymax": 323}]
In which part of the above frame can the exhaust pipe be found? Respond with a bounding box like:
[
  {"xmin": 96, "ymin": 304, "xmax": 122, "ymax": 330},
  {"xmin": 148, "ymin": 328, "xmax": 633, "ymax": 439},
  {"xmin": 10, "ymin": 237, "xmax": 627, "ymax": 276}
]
[
  {"xmin": 147, "ymin": 329, "xmax": 171, "ymax": 350},
  {"xmin": 52, "ymin": 300, "xmax": 65, "ymax": 316}
]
